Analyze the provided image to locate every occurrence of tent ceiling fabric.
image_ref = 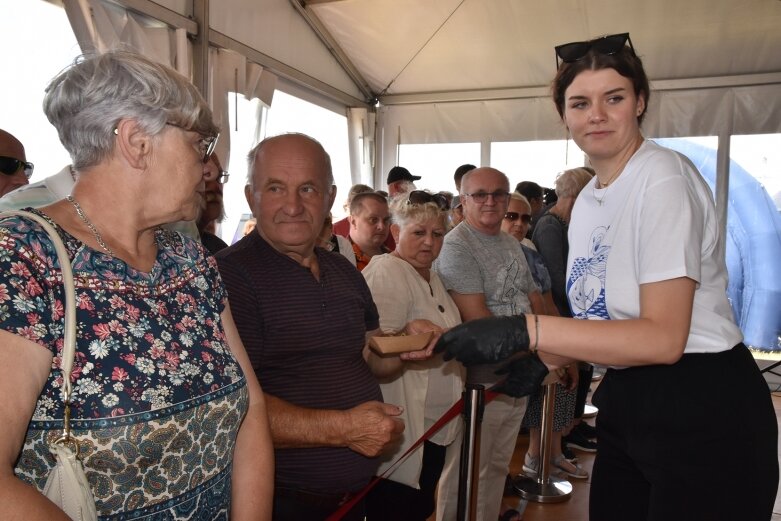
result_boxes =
[307,0,781,100]
[211,0,365,101]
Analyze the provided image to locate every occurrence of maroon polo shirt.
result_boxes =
[215,232,381,494]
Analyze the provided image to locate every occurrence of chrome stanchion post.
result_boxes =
[456,384,484,521]
[513,376,572,502]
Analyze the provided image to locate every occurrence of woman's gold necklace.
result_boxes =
[592,139,643,206]
[67,195,115,256]
[592,163,624,206]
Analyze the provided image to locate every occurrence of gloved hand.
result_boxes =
[493,354,549,398]
[434,315,529,366]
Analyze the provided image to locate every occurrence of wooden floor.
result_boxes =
[434,368,781,521]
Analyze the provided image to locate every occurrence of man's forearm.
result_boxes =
[265,393,348,448]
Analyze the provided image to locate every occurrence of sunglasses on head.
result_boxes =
[407,190,450,210]
[0,156,34,179]
[504,212,531,224]
[555,33,635,68]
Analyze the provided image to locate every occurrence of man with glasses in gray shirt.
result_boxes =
[434,167,544,521]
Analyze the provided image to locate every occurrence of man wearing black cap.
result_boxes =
[386,166,420,197]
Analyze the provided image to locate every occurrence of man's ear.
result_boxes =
[327,185,337,212]
[114,119,152,170]
[244,185,255,216]
[390,223,400,243]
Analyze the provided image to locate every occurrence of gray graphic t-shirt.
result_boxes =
[435,222,538,385]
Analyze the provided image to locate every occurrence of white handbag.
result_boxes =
[3,210,98,521]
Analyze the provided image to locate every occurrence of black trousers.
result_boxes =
[365,441,447,521]
[575,363,594,419]
[589,344,778,521]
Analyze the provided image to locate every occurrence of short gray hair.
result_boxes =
[389,189,449,230]
[555,167,595,198]
[246,133,334,190]
[43,50,218,170]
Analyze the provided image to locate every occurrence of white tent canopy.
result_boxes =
[84,0,781,189]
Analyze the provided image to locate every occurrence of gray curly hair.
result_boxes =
[555,167,595,198]
[43,50,218,170]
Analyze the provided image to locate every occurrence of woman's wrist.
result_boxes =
[526,313,539,353]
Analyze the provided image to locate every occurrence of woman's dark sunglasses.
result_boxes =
[0,156,34,179]
[407,190,450,211]
[504,211,531,224]
[555,33,634,68]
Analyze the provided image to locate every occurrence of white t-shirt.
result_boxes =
[567,140,742,354]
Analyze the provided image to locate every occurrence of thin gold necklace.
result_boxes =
[67,195,115,256]
[592,163,623,206]
[592,139,643,206]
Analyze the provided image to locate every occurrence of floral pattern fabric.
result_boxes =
[0,211,247,520]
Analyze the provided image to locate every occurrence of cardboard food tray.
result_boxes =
[369,332,434,355]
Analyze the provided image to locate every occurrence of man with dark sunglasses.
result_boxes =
[0,129,32,197]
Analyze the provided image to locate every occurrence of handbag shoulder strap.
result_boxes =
[0,210,76,404]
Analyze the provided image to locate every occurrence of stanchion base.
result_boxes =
[512,474,573,503]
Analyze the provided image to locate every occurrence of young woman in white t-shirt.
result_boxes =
[436,33,777,521]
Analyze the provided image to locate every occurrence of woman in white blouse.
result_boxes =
[362,189,465,521]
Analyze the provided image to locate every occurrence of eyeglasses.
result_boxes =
[0,156,34,179]
[504,212,531,224]
[555,33,635,68]
[216,170,230,184]
[165,122,219,163]
[463,191,511,204]
[407,190,450,210]
[112,124,219,163]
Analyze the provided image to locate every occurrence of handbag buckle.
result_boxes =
[51,402,81,457]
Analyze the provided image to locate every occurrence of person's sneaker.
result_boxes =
[552,455,589,480]
[582,403,599,418]
[564,430,598,452]
[504,473,515,495]
[561,441,578,463]
[574,422,597,441]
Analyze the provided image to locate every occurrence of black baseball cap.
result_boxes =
[387,166,421,184]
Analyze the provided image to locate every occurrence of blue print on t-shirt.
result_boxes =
[567,226,611,319]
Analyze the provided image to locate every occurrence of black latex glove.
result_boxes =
[493,353,549,398]
[434,315,529,366]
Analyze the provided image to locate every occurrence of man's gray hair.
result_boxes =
[245,133,334,190]
[43,50,218,170]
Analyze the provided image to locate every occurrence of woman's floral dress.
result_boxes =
[0,211,247,520]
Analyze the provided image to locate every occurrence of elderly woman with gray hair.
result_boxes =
[361,190,465,521]
[0,51,272,519]
[532,167,594,316]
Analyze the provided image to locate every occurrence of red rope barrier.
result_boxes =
[325,390,500,520]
